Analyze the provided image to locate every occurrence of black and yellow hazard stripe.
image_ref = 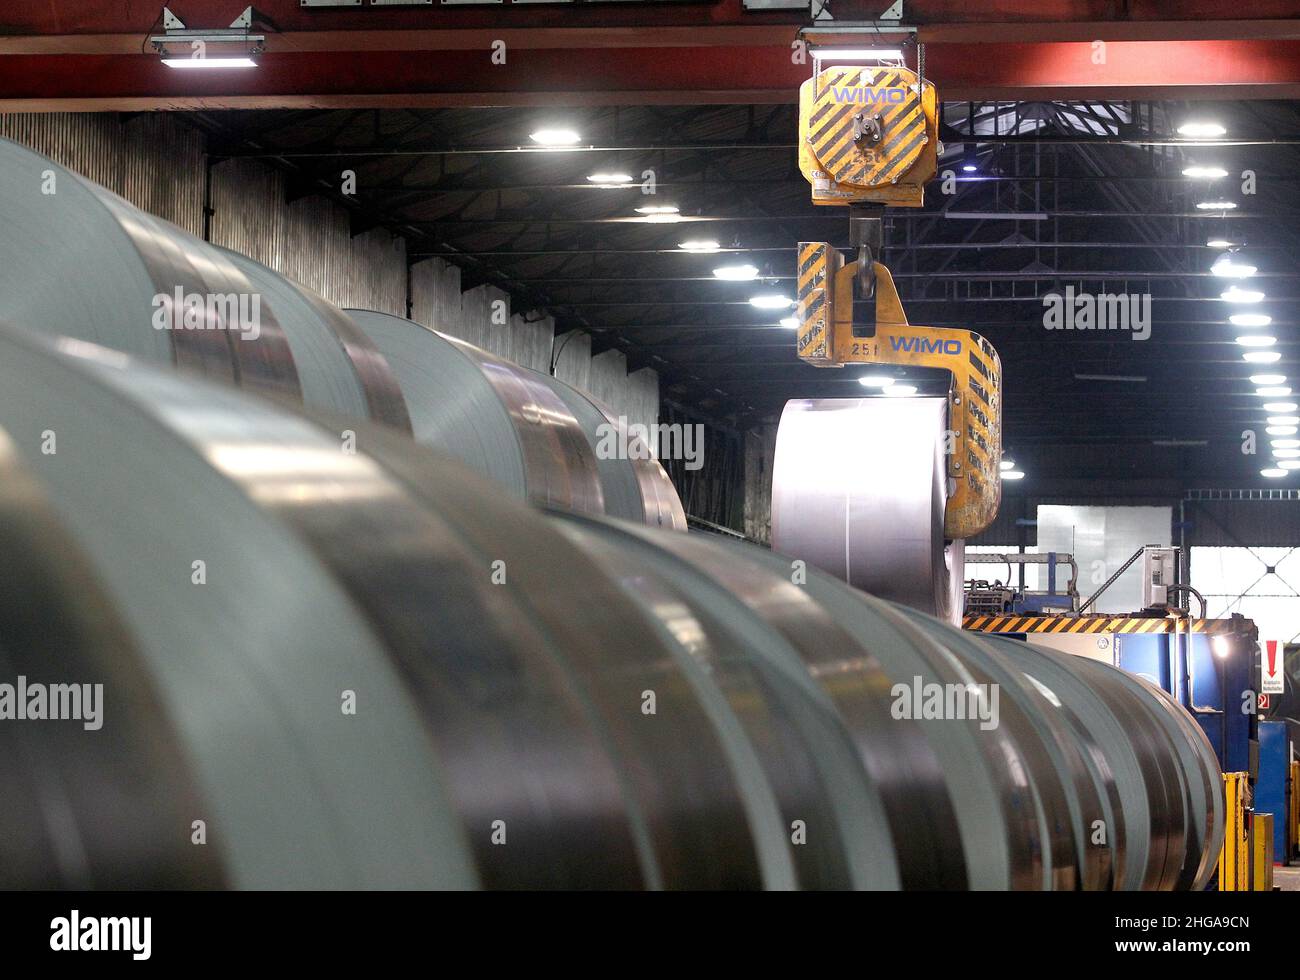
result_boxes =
[796,242,830,359]
[807,67,927,188]
[963,615,1237,635]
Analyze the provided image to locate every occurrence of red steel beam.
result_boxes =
[2,3,1300,109]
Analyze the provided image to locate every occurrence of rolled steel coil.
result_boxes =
[772,397,965,623]
[0,136,684,526]
[0,322,1222,891]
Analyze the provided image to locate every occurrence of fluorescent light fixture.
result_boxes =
[1229,313,1271,327]
[999,460,1016,471]
[586,172,632,186]
[162,56,258,69]
[1273,449,1300,459]
[678,239,719,253]
[749,294,793,310]
[1280,460,1300,469]
[1222,287,1264,303]
[1177,121,1226,138]
[962,164,978,173]
[1250,375,1286,385]
[1264,402,1299,413]
[1196,200,1237,210]
[635,204,679,215]
[530,128,582,146]
[640,213,681,223]
[884,384,918,397]
[1271,439,1300,449]
[1261,467,1288,478]
[1268,416,1300,425]
[780,316,799,329]
[1212,258,1256,278]
[858,375,894,388]
[1206,239,1235,249]
[1001,470,1025,480]
[812,48,905,61]
[1242,351,1280,363]
[1236,335,1276,347]
[1266,426,1298,436]
[1256,386,1292,396]
[1182,166,1228,178]
[713,264,758,281]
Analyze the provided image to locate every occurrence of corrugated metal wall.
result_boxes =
[0,112,205,237]
[209,158,408,316]
[0,112,660,436]
[409,256,660,433]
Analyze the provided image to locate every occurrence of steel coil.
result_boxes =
[772,397,964,623]
[0,322,1222,891]
[0,136,683,527]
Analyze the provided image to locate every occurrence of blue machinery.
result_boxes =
[965,544,1297,873]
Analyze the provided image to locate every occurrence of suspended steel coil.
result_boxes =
[772,397,964,623]
[0,322,1222,891]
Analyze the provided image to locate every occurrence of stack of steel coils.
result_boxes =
[0,323,1222,890]
[0,137,684,529]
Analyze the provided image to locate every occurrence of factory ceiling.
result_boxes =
[188,99,1300,484]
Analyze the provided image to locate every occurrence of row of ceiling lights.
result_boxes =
[529,129,800,317]
[1180,121,1298,480]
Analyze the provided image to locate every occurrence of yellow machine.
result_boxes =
[795,63,1002,540]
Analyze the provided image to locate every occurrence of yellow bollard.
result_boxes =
[1252,813,1274,891]
[1219,772,1251,891]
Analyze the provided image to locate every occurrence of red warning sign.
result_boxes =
[1261,639,1284,695]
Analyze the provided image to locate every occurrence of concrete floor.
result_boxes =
[1273,866,1300,891]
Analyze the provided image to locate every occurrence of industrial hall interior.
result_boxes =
[2,0,1300,905]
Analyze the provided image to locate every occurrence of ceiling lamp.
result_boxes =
[1212,258,1256,278]
[1196,201,1237,210]
[150,7,263,68]
[530,128,582,146]
[1261,468,1288,478]
[1257,386,1293,396]
[780,316,800,329]
[1001,470,1025,480]
[713,264,758,281]
[1229,313,1272,327]
[1182,166,1229,178]
[1264,402,1300,413]
[586,173,633,187]
[749,294,794,310]
[1268,415,1300,425]
[1250,375,1287,385]
[1236,335,1276,347]
[678,240,720,253]
[1222,287,1265,303]
[1206,239,1236,249]
[1244,351,1281,363]
[1177,121,1226,138]
[1267,426,1298,436]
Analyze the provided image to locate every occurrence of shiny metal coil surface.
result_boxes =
[0,323,1222,891]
